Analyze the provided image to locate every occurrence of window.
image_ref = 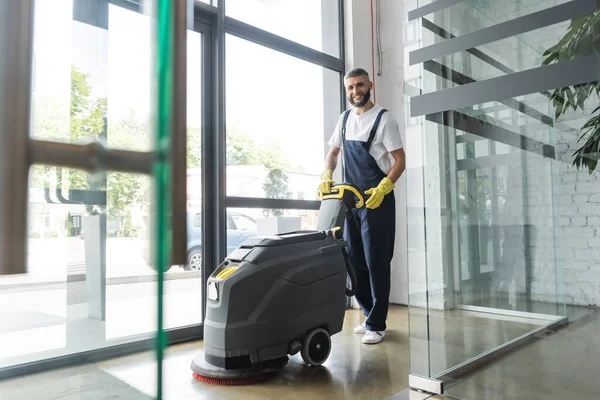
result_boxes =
[405,20,418,45]
[231,213,257,231]
[225,207,320,251]
[226,0,340,57]
[227,215,236,230]
[225,35,342,201]
[1,0,345,382]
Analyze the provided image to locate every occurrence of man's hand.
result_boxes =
[365,177,395,209]
[319,169,333,195]
[319,147,340,196]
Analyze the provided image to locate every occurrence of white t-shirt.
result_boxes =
[327,104,404,174]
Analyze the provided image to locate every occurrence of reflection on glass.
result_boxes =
[225,34,341,201]
[425,0,572,38]
[225,208,320,253]
[420,19,578,92]
[0,166,155,368]
[418,119,565,378]
[226,0,340,57]
[402,0,600,385]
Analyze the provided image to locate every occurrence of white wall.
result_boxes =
[344,0,409,306]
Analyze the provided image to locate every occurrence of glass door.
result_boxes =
[0,3,206,399]
[400,0,598,395]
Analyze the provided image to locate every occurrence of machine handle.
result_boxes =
[170,0,188,265]
[319,182,365,208]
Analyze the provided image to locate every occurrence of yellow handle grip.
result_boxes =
[319,184,365,208]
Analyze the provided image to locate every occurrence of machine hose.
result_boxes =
[341,247,357,297]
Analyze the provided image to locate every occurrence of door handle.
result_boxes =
[0,0,35,275]
[170,0,188,266]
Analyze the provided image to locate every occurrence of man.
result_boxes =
[319,68,405,345]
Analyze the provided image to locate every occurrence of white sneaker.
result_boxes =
[362,330,385,344]
[354,322,367,334]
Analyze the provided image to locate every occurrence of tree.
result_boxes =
[226,127,259,165]
[187,127,202,168]
[224,126,294,215]
[29,65,152,236]
[105,113,151,228]
[260,140,293,217]
[542,11,600,174]
[69,66,108,191]
[32,63,297,233]
[257,140,290,170]
[262,168,292,217]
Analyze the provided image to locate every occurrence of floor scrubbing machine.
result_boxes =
[191,183,365,385]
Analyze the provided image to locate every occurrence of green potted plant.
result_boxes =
[542,11,600,173]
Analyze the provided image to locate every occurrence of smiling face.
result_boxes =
[345,73,372,108]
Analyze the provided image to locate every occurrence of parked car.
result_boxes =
[142,207,258,272]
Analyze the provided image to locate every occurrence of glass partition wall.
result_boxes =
[403,0,598,395]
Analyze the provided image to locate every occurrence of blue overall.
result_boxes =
[341,108,395,332]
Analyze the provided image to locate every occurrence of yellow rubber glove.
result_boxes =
[319,169,333,195]
[365,177,395,209]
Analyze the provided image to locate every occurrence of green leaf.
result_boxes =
[542,51,558,65]
[589,157,598,175]
[566,88,576,111]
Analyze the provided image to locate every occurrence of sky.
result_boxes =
[31,0,339,175]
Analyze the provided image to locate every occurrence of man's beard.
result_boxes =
[349,89,370,107]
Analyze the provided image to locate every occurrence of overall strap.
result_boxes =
[340,109,352,183]
[341,109,352,139]
[363,109,388,151]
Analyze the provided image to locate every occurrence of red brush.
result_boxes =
[190,353,285,386]
[192,371,276,386]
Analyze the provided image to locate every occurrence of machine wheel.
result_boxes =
[301,328,331,367]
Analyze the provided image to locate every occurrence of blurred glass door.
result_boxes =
[0,4,206,397]
[401,0,597,395]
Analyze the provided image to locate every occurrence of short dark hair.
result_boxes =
[344,68,370,80]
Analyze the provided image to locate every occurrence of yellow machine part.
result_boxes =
[319,184,364,208]
[216,266,238,280]
[330,226,342,239]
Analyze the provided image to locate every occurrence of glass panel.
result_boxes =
[225,208,320,252]
[29,0,204,330]
[226,0,340,57]
[0,167,159,370]
[419,20,582,95]
[406,163,432,377]
[410,116,567,379]
[0,2,199,396]
[403,0,600,392]
[225,34,342,201]
[424,0,572,37]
